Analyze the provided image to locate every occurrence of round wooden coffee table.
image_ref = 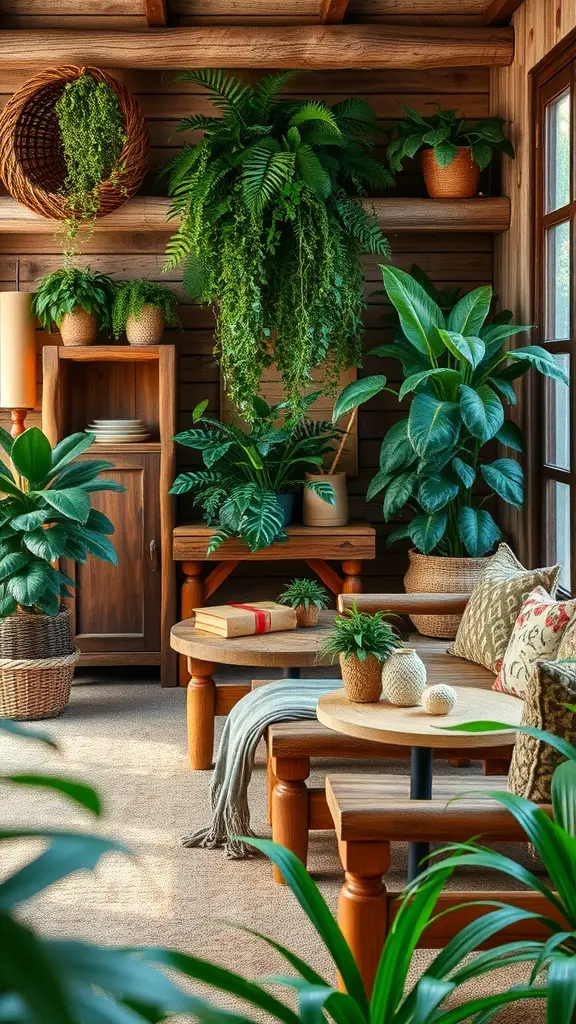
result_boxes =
[317,685,522,880]
[171,611,335,769]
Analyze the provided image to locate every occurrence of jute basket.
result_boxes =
[60,308,98,346]
[126,305,164,345]
[295,604,319,628]
[340,652,382,703]
[404,549,488,639]
[0,607,73,659]
[0,65,149,222]
[0,647,80,720]
[420,146,480,199]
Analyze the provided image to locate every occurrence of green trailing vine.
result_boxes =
[162,69,393,415]
[111,280,181,339]
[55,72,126,248]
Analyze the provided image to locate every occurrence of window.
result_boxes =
[536,63,575,593]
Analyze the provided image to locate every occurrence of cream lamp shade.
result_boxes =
[0,291,37,411]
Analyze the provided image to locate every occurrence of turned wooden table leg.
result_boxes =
[266,736,279,827]
[187,658,216,770]
[342,560,363,594]
[337,840,390,996]
[180,561,205,686]
[271,755,311,884]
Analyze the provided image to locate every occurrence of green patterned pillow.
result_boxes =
[508,659,576,803]
[448,543,561,674]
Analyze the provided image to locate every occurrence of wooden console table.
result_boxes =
[173,521,376,684]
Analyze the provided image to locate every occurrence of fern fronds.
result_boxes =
[174,69,252,116]
[241,146,295,213]
[334,195,391,257]
[250,71,297,117]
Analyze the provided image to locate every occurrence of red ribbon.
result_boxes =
[230,603,271,634]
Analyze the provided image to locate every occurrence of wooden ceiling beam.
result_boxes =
[320,0,350,24]
[144,0,168,27]
[482,0,524,26]
[0,26,513,69]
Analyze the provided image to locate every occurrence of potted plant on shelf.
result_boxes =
[387,106,514,198]
[112,279,180,345]
[319,601,402,702]
[0,426,124,719]
[335,265,568,638]
[278,577,329,627]
[32,266,115,346]
[170,396,341,554]
[162,69,393,415]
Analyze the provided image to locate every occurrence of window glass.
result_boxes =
[545,221,570,340]
[544,354,570,469]
[545,88,571,212]
[546,481,571,591]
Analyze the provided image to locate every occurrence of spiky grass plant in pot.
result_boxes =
[112,279,180,345]
[32,266,115,346]
[320,601,402,702]
[278,577,329,627]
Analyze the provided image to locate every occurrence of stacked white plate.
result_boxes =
[87,419,150,443]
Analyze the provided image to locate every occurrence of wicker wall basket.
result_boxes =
[0,66,149,222]
[0,647,80,720]
[404,549,488,639]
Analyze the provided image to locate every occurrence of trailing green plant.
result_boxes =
[170,394,341,553]
[0,426,124,616]
[161,68,393,414]
[319,601,402,663]
[32,267,115,334]
[278,577,329,611]
[387,106,514,173]
[55,71,126,246]
[111,279,181,339]
[334,266,568,557]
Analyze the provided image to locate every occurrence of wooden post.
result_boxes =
[186,658,216,770]
[10,409,27,438]
[342,560,363,593]
[337,840,390,996]
[271,755,311,884]
[180,561,204,685]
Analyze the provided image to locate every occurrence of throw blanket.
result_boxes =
[181,677,337,859]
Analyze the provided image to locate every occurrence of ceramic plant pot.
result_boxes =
[303,472,348,527]
[126,305,164,346]
[339,652,382,703]
[381,647,427,707]
[404,548,488,639]
[420,146,480,199]
[59,307,98,347]
[295,604,319,628]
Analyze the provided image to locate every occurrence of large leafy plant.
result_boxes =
[170,396,340,553]
[32,267,115,334]
[387,106,514,173]
[0,426,124,616]
[334,266,567,557]
[162,68,392,414]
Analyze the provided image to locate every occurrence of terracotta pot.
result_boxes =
[295,604,319,628]
[126,305,164,346]
[59,307,98,347]
[339,652,382,703]
[303,472,348,527]
[404,548,489,639]
[420,146,480,199]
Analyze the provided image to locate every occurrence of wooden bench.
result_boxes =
[325,772,555,995]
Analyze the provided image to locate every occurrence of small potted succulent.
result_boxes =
[319,602,402,703]
[278,578,329,628]
[387,106,514,198]
[112,279,180,345]
[32,267,114,346]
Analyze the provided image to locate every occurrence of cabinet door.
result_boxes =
[65,452,161,656]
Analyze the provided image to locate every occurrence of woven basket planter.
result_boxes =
[420,146,480,199]
[126,305,165,345]
[0,65,149,223]
[0,647,80,720]
[339,652,382,703]
[404,549,488,639]
[295,604,319,628]
[0,607,73,660]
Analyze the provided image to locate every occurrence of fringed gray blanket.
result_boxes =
[181,677,337,859]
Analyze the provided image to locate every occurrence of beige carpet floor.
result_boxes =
[0,670,546,1021]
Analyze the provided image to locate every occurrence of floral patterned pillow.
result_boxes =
[493,586,576,698]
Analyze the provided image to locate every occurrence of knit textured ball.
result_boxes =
[421,683,457,715]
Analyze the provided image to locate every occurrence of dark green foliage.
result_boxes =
[319,601,402,663]
[388,106,515,173]
[278,577,329,611]
[170,395,341,553]
[32,267,115,333]
[0,426,124,616]
[111,279,181,339]
[162,68,393,414]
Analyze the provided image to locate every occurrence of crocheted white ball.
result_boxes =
[421,683,457,716]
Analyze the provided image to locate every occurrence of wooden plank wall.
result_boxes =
[0,61,492,599]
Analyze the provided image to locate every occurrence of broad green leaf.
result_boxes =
[434,140,458,167]
[458,506,502,557]
[242,492,285,552]
[0,719,58,748]
[409,510,447,554]
[0,425,14,459]
[481,458,523,507]
[448,285,492,337]
[551,760,576,838]
[366,469,392,502]
[4,776,101,815]
[452,457,475,489]
[398,368,462,402]
[78,529,118,566]
[380,265,444,358]
[10,510,48,532]
[193,399,209,422]
[459,384,504,442]
[305,481,335,506]
[11,428,52,484]
[42,487,91,524]
[506,345,569,384]
[489,376,517,405]
[379,419,416,475]
[496,419,524,451]
[23,526,68,561]
[0,913,73,1024]
[50,460,114,490]
[439,330,485,370]
[408,392,460,457]
[382,470,417,520]
[480,322,532,347]
[333,376,386,421]
[547,955,576,1024]
[86,509,114,535]
[0,552,29,582]
[418,474,459,513]
[385,524,411,547]
[7,561,53,607]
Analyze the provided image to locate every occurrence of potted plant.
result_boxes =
[387,106,514,198]
[32,266,114,346]
[0,425,124,719]
[278,577,329,627]
[334,265,568,637]
[112,279,180,345]
[162,69,393,414]
[319,601,402,702]
[170,396,341,554]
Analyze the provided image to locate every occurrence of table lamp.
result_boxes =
[0,290,37,438]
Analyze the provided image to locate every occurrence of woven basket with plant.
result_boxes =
[112,279,180,345]
[278,578,329,627]
[319,602,402,703]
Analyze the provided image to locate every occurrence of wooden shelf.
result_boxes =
[0,196,511,235]
[57,344,162,361]
[88,442,162,452]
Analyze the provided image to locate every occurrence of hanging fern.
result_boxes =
[161,68,393,414]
